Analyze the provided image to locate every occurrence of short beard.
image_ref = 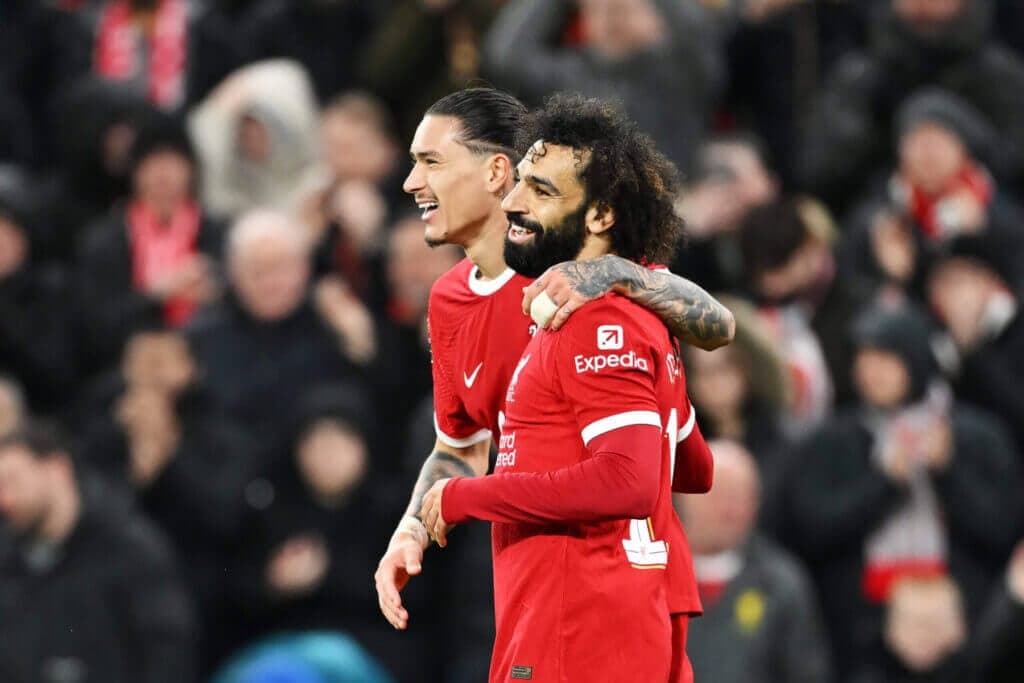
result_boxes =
[503,204,589,278]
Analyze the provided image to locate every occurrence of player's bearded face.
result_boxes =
[503,201,589,278]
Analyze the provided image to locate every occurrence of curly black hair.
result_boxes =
[516,93,685,265]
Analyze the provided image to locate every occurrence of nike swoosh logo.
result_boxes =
[464,362,484,388]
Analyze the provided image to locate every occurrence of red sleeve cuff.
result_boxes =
[442,476,477,525]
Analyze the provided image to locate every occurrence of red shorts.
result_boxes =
[670,614,694,683]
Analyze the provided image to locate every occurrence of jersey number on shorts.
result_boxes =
[621,409,676,569]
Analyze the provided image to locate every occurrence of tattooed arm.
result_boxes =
[375,438,489,630]
[522,254,735,350]
[404,441,490,521]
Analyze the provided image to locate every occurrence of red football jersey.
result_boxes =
[427,258,536,448]
[452,295,702,682]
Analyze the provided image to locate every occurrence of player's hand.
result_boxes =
[374,517,428,630]
[420,479,453,547]
[522,261,599,331]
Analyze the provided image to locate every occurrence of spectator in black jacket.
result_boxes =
[76,109,222,373]
[841,89,1024,301]
[0,421,196,683]
[79,327,253,671]
[0,188,77,413]
[972,540,1024,683]
[927,236,1024,452]
[800,0,1024,210]
[784,302,1021,678]
[231,386,439,682]
[240,0,379,103]
[483,0,724,175]
[187,208,373,453]
[0,0,89,168]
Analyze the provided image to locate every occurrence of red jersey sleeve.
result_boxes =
[427,298,491,448]
[442,300,668,525]
[672,400,714,493]
[551,301,663,444]
[443,424,662,524]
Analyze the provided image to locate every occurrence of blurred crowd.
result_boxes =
[0,0,1023,681]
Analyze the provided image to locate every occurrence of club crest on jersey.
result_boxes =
[574,350,649,374]
[506,354,532,404]
[597,324,623,350]
[666,352,681,383]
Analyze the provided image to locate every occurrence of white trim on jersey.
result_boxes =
[581,410,662,446]
[676,403,697,442]
[467,266,517,296]
[433,413,492,448]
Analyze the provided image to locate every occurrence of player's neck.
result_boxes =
[575,234,613,262]
[464,209,510,280]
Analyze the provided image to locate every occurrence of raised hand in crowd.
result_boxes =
[315,275,377,364]
[266,534,330,597]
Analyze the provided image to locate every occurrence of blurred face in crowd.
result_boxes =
[133,149,193,213]
[688,346,750,420]
[900,123,968,194]
[885,576,966,672]
[927,257,1000,345]
[297,419,367,501]
[387,216,461,323]
[404,115,508,248]
[122,331,196,395]
[705,142,778,212]
[757,237,831,303]
[502,142,603,278]
[854,347,911,409]
[322,109,397,185]
[680,140,779,239]
[580,0,665,60]
[229,214,311,322]
[103,121,137,177]
[894,0,968,35]
[238,114,272,164]
[0,446,58,533]
[0,382,23,439]
[0,217,28,280]
[676,441,760,555]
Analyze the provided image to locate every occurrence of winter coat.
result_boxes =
[0,481,196,683]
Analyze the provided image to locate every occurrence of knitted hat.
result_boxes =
[896,88,996,162]
[851,302,937,403]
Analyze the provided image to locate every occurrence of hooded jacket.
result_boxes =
[188,59,325,220]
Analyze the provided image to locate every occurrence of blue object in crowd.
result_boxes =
[213,631,394,683]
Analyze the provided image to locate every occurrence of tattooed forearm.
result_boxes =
[622,265,735,350]
[405,450,479,520]
[561,255,736,350]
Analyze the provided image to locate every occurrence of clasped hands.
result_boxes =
[419,478,454,547]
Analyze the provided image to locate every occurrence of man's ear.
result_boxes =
[586,202,615,235]
[485,153,514,195]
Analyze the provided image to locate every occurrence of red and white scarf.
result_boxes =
[128,200,201,326]
[891,161,993,240]
[94,0,188,109]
